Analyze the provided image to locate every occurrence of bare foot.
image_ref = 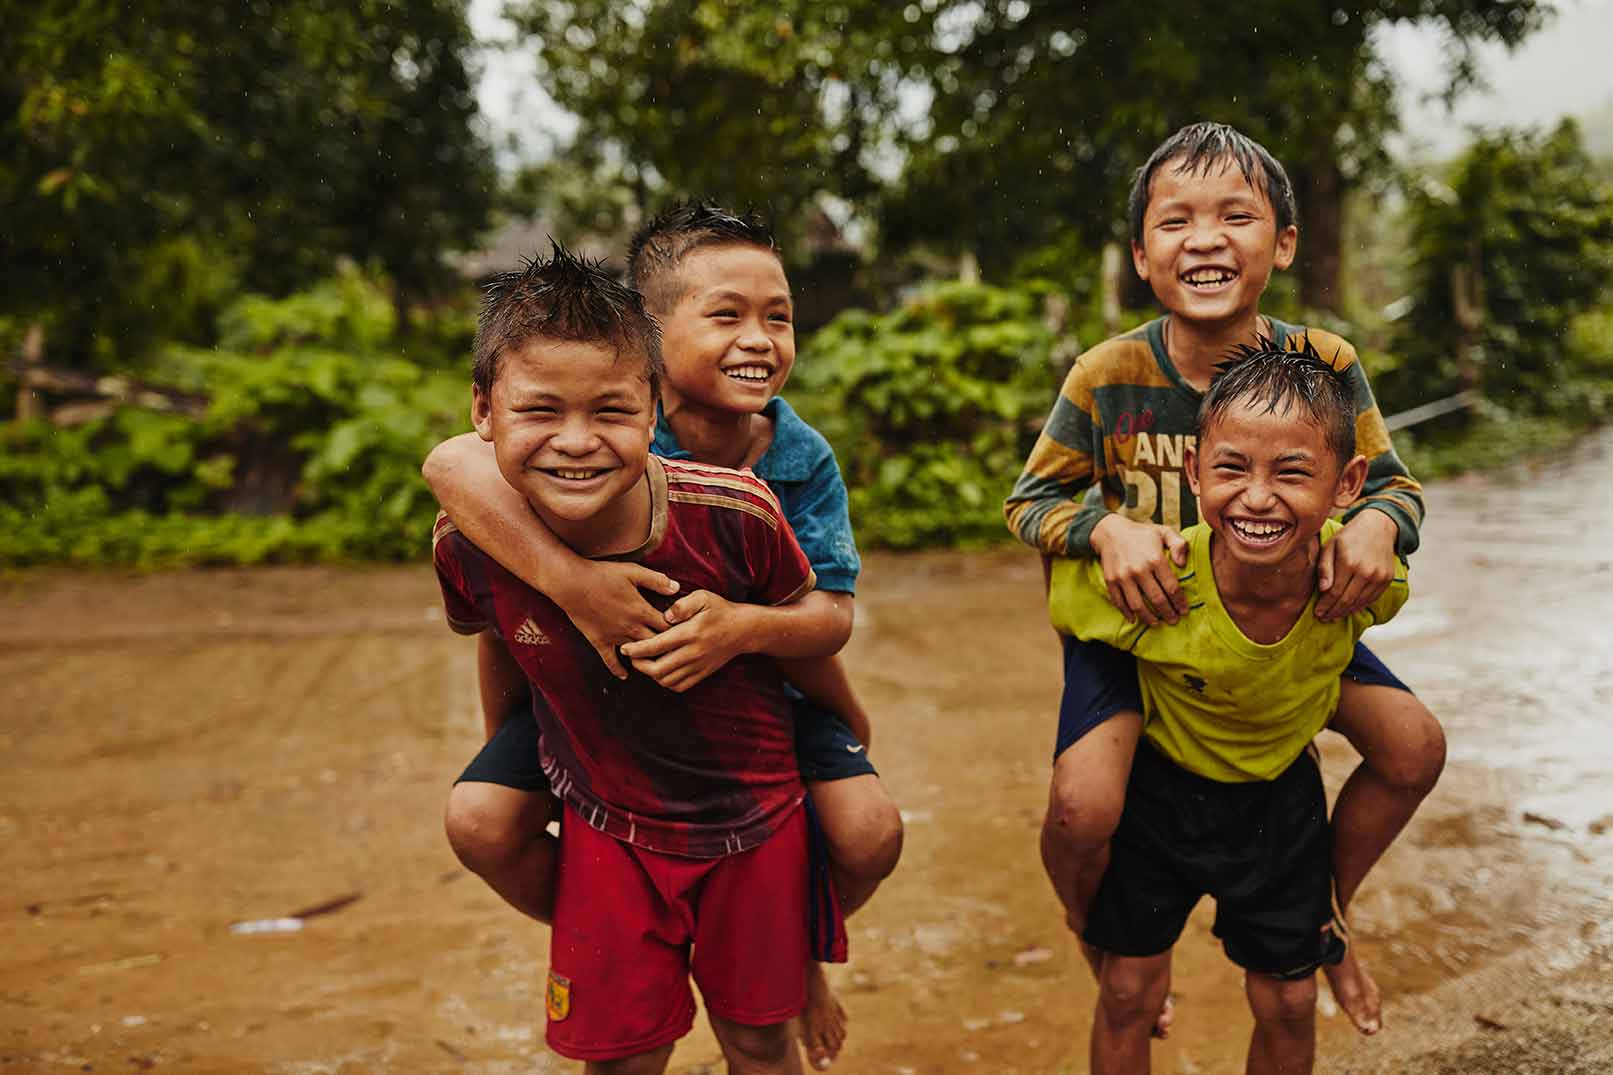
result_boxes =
[798,962,846,1069]
[1152,994,1174,1039]
[1324,944,1382,1035]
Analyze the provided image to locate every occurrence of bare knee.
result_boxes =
[815,777,904,884]
[1098,961,1169,1027]
[713,1019,794,1072]
[836,799,904,883]
[1248,974,1317,1028]
[1044,775,1124,854]
[444,783,533,875]
[588,1046,673,1075]
[1375,702,1447,794]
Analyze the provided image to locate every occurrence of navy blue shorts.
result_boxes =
[1085,740,1346,979]
[1054,637,1413,760]
[455,691,877,790]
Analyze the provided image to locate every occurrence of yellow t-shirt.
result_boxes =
[1048,519,1409,783]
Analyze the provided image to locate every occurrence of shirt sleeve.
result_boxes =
[744,488,818,608]
[432,513,493,635]
[782,448,861,594]
[1046,556,1149,651]
[1004,359,1107,558]
[1336,345,1426,556]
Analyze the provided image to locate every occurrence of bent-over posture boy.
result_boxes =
[434,244,828,1074]
[427,205,900,1068]
[1049,344,1414,1074]
[1006,122,1444,1035]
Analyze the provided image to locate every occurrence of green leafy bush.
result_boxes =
[0,273,470,567]
[793,281,1063,548]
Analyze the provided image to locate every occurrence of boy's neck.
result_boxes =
[529,473,654,559]
[1207,531,1319,643]
[1164,311,1271,391]
[662,394,774,471]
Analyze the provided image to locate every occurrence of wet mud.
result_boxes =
[3,431,1611,1073]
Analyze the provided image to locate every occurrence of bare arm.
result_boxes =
[477,630,531,742]
[619,588,854,694]
[778,653,874,749]
[424,433,678,677]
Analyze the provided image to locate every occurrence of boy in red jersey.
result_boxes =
[426,206,898,1068]
[434,243,822,1073]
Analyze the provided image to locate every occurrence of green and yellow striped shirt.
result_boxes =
[1004,317,1425,558]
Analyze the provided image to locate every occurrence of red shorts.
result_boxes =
[545,802,817,1062]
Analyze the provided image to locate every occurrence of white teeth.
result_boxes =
[1183,269,1236,286]
[1231,519,1287,539]
[553,469,601,480]
[724,365,772,382]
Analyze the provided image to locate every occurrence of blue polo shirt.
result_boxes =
[653,396,861,594]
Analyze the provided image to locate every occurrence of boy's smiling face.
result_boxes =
[657,244,796,418]
[1132,157,1298,331]
[1186,399,1365,571]
[473,336,656,554]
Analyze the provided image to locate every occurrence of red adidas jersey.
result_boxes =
[434,456,816,858]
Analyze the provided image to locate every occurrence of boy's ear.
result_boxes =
[1130,240,1151,281]
[1332,453,1368,509]
[1273,225,1298,271]
[471,385,495,442]
[1184,442,1201,497]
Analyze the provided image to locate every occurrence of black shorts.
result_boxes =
[454,691,878,791]
[1084,740,1345,980]
[1055,637,1412,760]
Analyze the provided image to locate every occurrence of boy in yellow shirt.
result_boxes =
[1048,342,1410,1075]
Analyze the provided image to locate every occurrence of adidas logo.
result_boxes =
[513,618,550,646]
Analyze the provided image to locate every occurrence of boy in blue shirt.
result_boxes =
[424,205,899,1070]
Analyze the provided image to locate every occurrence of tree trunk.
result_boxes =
[1295,160,1344,313]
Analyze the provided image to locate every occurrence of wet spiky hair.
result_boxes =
[473,241,663,398]
[626,201,780,315]
[1196,336,1357,465]
[1127,122,1297,245]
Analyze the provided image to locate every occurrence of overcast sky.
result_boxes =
[471,0,1613,167]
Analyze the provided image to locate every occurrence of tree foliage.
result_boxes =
[514,0,1550,308]
[792,281,1062,548]
[1,0,496,367]
[1389,120,1613,419]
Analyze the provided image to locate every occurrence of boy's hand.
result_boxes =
[1090,514,1191,626]
[551,561,680,679]
[619,591,751,693]
[1316,510,1399,622]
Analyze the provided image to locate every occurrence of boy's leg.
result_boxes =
[796,702,903,1068]
[708,1017,803,1075]
[585,1047,675,1075]
[1042,635,1145,940]
[1090,951,1172,1075]
[443,706,562,922]
[693,807,814,1075]
[1323,647,1446,1034]
[1244,973,1317,1075]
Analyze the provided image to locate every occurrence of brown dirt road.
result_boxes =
[4,432,1612,1073]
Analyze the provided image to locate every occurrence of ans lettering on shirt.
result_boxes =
[1109,410,1200,531]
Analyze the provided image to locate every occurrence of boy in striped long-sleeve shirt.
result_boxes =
[1005,122,1444,1038]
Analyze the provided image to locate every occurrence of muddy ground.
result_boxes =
[4,431,1612,1074]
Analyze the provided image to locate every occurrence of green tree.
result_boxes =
[1,0,495,367]
[1391,120,1613,417]
[515,1,1550,310]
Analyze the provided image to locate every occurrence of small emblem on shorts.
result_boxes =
[514,618,550,646]
[546,971,571,1021]
[845,743,865,754]
[1182,673,1207,696]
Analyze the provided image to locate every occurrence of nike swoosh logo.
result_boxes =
[845,744,865,754]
